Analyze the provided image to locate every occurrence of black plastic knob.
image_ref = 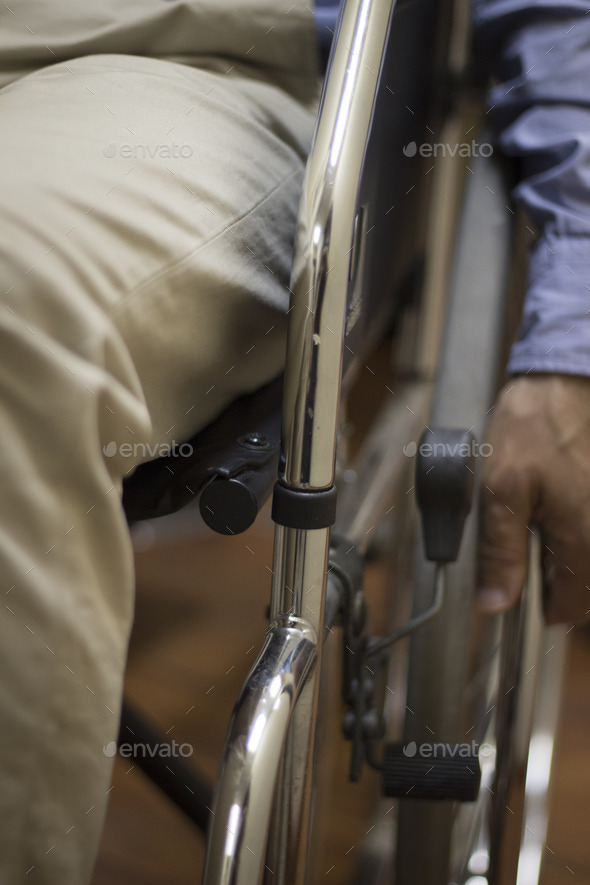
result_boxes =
[200,472,270,535]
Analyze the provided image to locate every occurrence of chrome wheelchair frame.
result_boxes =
[203,0,420,880]
[121,0,567,881]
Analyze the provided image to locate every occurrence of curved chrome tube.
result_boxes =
[265,4,397,876]
[202,620,316,885]
[204,1,398,883]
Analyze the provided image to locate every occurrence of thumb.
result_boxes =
[477,471,531,614]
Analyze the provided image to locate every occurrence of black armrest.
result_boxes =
[122,377,282,534]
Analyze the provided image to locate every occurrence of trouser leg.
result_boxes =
[0,12,316,881]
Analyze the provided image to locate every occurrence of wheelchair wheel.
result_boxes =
[393,146,567,885]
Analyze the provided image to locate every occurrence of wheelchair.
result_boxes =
[117,0,567,881]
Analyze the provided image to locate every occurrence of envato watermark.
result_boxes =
[403,140,493,159]
[103,740,193,758]
[102,440,194,459]
[402,740,493,759]
[103,142,194,160]
[402,440,493,458]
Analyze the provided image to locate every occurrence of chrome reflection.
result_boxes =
[281,0,397,490]
[202,621,316,885]
[205,0,399,881]
[265,0,398,880]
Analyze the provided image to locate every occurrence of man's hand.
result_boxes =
[477,374,590,624]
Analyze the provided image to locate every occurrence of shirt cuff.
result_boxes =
[507,233,590,376]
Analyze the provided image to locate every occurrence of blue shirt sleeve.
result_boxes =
[314,0,340,51]
[472,0,590,376]
[316,0,590,375]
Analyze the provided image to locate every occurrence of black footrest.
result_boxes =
[383,741,481,801]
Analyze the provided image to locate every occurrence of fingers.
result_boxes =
[539,519,590,625]
[477,466,531,614]
[476,375,590,624]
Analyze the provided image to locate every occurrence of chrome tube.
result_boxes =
[202,621,317,885]
[265,1,397,881]
[281,0,398,490]
[204,1,397,882]
[263,524,330,885]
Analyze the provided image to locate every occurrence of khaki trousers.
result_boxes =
[0,2,318,881]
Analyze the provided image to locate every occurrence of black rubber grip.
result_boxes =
[415,427,475,562]
[383,741,481,801]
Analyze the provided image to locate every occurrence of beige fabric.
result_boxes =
[0,2,318,881]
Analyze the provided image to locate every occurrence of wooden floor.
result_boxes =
[89,507,590,885]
